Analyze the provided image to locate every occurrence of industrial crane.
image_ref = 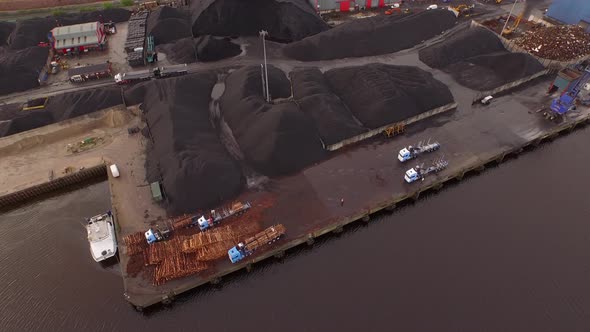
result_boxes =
[501,11,524,35]
[546,66,590,120]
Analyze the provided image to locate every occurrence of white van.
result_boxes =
[110,164,120,178]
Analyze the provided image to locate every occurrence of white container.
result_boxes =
[110,164,120,178]
[133,47,144,52]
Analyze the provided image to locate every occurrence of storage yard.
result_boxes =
[2,0,590,311]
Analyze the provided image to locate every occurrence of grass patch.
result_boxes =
[103,2,114,10]
[121,0,134,7]
[51,8,65,16]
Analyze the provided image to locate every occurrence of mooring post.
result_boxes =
[306,234,315,246]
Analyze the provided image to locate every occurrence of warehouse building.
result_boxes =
[546,0,590,32]
[51,22,107,55]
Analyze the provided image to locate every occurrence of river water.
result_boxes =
[1,125,590,331]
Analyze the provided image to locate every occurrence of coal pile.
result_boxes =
[156,35,241,64]
[290,68,367,145]
[324,64,454,129]
[220,65,325,176]
[445,52,545,91]
[515,25,590,61]
[0,86,123,137]
[0,46,49,96]
[0,22,15,46]
[196,36,241,61]
[190,0,329,42]
[284,9,456,61]
[142,73,244,215]
[7,9,130,50]
[146,6,192,45]
[419,27,504,68]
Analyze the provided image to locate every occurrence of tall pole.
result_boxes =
[260,30,270,103]
[501,0,519,37]
[260,64,266,100]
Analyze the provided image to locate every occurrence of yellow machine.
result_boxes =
[383,124,405,138]
[502,12,524,36]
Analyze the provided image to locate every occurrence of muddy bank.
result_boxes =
[190,0,329,42]
[220,65,325,176]
[284,9,456,61]
[325,64,454,129]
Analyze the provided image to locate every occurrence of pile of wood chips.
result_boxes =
[515,25,590,61]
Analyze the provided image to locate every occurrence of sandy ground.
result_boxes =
[0,105,138,195]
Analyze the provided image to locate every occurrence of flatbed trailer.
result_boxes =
[228,224,286,263]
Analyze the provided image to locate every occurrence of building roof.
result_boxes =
[52,22,103,49]
[547,0,590,25]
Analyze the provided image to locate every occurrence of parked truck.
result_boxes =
[228,224,286,263]
[404,157,448,183]
[114,64,188,85]
[145,226,172,244]
[196,201,252,231]
[397,140,440,162]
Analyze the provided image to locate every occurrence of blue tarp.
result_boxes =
[547,0,590,27]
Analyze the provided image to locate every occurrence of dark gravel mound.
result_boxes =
[284,9,456,61]
[156,35,241,64]
[195,35,241,61]
[45,86,123,120]
[0,22,15,46]
[419,27,505,68]
[123,81,150,106]
[221,65,325,176]
[0,86,123,137]
[157,37,196,63]
[325,64,454,129]
[143,73,244,215]
[7,9,130,50]
[0,46,49,96]
[445,52,544,91]
[290,68,367,145]
[190,0,329,42]
[146,6,192,45]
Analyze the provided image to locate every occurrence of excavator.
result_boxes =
[501,11,524,36]
[448,4,475,18]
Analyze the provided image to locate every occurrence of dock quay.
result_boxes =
[111,75,590,310]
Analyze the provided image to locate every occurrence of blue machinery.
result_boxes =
[549,66,590,118]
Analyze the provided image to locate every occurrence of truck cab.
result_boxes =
[398,147,413,162]
[114,73,125,84]
[404,168,420,183]
[197,215,213,231]
[145,228,170,244]
[228,243,246,263]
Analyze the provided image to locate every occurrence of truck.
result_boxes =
[228,224,286,263]
[69,63,112,83]
[404,157,448,183]
[397,140,440,162]
[145,226,172,244]
[114,64,188,84]
[195,201,252,231]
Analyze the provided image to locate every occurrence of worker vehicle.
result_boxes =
[145,226,172,244]
[114,64,188,84]
[109,164,120,178]
[481,95,493,105]
[545,66,590,120]
[228,224,286,263]
[448,4,475,18]
[427,4,438,10]
[104,22,116,35]
[398,140,440,162]
[404,158,448,183]
[196,201,252,231]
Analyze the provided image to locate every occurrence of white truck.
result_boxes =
[398,140,441,162]
[404,158,448,183]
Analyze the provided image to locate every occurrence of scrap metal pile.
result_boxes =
[515,25,590,61]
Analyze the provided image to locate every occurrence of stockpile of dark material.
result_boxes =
[7,9,130,50]
[284,9,456,61]
[290,68,367,145]
[445,52,545,91]
[0,46,49,96]
[143,73,244,215]
[220,65,325,176]
[515,25,590,61]
[156,35,241,63]
[0,22,15,46]
[419,27,544,91]
[324,64,454,129]
[190,0,329,42]
[146,6,192,45]
[0,86,123,137]
[419,27,504,68]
